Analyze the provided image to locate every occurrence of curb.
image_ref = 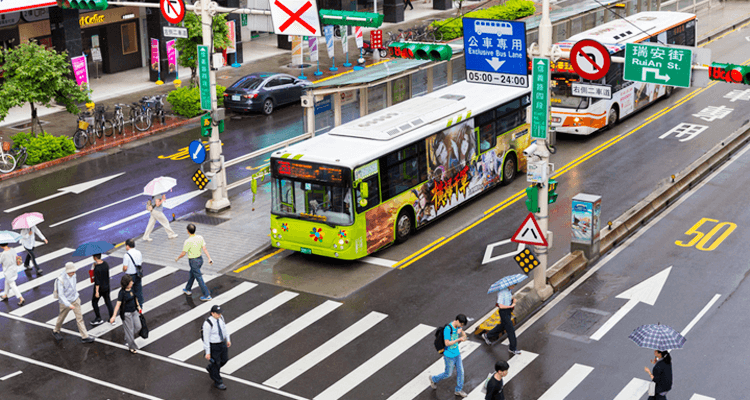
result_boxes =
[0,116,199,183]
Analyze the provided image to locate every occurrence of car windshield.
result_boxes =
[272,178,354,226]
[551,73,588,109]
[230,77,263,90]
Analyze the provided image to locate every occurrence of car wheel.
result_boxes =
[379,49,388,58]
[501,153,517,185]
[395,209,414,244]
[262,99,274,115]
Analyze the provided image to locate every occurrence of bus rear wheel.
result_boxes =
[395,210,414,244]
[607,106,618,130]
[664,86,674,98]
[502,153,517,185]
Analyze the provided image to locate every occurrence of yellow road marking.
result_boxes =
[234,248,284,273]
[394,236,445,269]
[115,241,125,248]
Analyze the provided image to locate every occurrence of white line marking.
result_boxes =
[98,210,150,231]
[386,340,480,400]
[466,350,539,399]
[0,247,74,284]
[4,173,125,213]
[12,263,122,317]
[689,395,715,400]
[170,290,299,362]
[135,282,257,348]
[0,370,22,380]
[49,194,142,228]
[12,253,102,295]
[264,311,388,389]
[613,378,650,400]
[537,363,593,400]
[361,256,397,267]
[223,300,342,374]
[4,192,67,213]
[0,349,163,400]
[11,241,43,255]
[681,293,721,336]
[314,323,434,400]
[504,141,750,345]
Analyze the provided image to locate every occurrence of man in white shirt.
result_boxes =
[53,262,95,343]
[20,226,47,276]
[203,305,231,390]
[122,239,144,307]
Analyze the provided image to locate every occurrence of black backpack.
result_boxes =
[200,317,213,341]
[434,323,454,353]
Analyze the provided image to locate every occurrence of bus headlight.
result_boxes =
[272,228,278,234]
[573,117,580,123]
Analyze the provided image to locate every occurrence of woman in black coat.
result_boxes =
[644,349,673,400]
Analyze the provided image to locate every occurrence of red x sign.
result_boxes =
[270,0,322,37]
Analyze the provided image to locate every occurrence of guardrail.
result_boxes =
[659,0,713,13]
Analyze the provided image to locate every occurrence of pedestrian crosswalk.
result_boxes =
[0,244,718,400]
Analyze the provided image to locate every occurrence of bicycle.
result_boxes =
[143,95,168,125]
[130,99,152,132]
[0,137,17,173]
[9,144,27,171]
[73,111,97,150]
[112,103,126,136]
[94,105,114,138]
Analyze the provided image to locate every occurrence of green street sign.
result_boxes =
[531,58,550,140]
[624,43,692,88]
[241,14,248,27]
[198,45,211,111]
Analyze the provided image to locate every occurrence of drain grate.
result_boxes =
[9,120,50,130]
[556,309,604,336]
[183,214,229,226]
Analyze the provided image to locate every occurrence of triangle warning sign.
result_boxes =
[511,213,548,246]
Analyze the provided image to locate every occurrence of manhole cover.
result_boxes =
[183,214,229,226]
[556,308,608,336]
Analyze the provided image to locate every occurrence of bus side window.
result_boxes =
[475,110,495,152]
[279,179,294,212]
[356,174,380,213]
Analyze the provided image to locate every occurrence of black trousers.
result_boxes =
[24,247,39,270]
[486,308,517,351]
[208,342,229,384]
[92,287,113,320]
[404,0,413,9]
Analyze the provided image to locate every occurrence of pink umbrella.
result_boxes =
[12,212,44,229]
[143,176,177,196]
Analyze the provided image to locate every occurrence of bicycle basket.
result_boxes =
[1,141,10,152]
[78,120,90,130]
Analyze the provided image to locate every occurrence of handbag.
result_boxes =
[127,253,143,278]
[481,372,494,394]
[138,312,149,339]
[146,199,153,212]
[89,266,95,283]
[648,381,656,396]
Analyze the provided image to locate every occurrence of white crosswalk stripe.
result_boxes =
[12,263,122,317]
[313,323,434,400]
[690,395,715,400]
[12,254,107,295]
[169,290,299,362]
[134,282,257,348]
[264,311,389,389]
[222,300,342,374]
[0,247,74,285]
[87,274,219,337]
[613,378,650,400]
[47,267,178,325]
[465,350,539,399]
[10,241,44,255]
[537,363,594,400]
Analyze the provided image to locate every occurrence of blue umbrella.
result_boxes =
[73,241,114,257]
[0,230,21,244]
[628,323,686,351]
[488,274,528,294]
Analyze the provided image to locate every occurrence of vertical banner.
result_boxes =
[150,38,160,72]
[226,20,237,54]
[292,36,303,66]
[339,26,348,54]
[355,26,363,49]
[309,37,319,62]
[166,40,177,74]
[70,55,89,87]
[324,25,335,58]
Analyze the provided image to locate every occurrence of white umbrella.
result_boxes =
[0,231,22,244]
[143,176,177,196]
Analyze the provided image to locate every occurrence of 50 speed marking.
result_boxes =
[467,71,528,87]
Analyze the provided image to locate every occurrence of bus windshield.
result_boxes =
[551,73,588,109]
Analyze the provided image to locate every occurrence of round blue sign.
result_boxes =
[188,140,207,164]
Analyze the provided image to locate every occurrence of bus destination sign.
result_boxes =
[275,160,344,183]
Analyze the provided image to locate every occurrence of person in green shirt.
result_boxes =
[176,224,213,301]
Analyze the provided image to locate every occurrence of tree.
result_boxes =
[0,41,91,134]
[174,12,230,87]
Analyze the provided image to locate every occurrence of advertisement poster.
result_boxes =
[71,55,89,87]
[354,26,363,49]
[324,25,335,58]
[291,36,303,66]
[308,37,318,62]
[226,20,236,54]
[571,200,593,243]
[150,38,160,71]
[166,39,177,74]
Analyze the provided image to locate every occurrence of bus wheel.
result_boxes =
[665,86,674,98]
[501,153,517,185]
[607,106,618,130]
[395,210,414,244]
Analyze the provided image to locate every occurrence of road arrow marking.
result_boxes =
[49,194,142,228]
[590,266,672,341]
[4,172,125,213]
[486,57,505,71]
[97,189,206,230]
[482,238,525,264]
[642,67,670,82]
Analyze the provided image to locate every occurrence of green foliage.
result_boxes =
[431,0,536,41]
[11,132,76,165]
[166,85,226,118]
[0,41,91,125]
[174,13,231,87]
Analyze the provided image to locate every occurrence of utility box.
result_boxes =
[570,193,601,262]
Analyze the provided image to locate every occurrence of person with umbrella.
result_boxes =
[0,234,25,306]
[482,274,526,355]
[143,177,178,242]
[629,323,682,400]
[73,241,115,327]
[13,212,47,276]
[645,350,672,399]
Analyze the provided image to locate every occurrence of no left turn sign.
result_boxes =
[161,0,186,25]
[570,39,611,81]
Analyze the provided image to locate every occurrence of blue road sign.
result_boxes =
[188,140,207,164]
[463,18,528,87]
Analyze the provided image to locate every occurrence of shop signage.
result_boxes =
[167,40,177,74]
[151,38,160,72]
[78,8,140,28]
[163,26,188,38]
[0,12,21,27]
[226,20,236,54]
[122,13,136,20]
[1,1,55,15]
[80,13,106,27]
[71,55,89,87]
[21,8,50,22]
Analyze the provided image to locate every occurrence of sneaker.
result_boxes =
[428,375,437,390]
[482,333,493,346]
[35,268,43,275]
[52,331,63,341]
[182,289,192,296]
[81,337,96,343]
[509,349,522,355]
[200,296,212,301]
[168,235,179,239]
[143,238,153,242]
[91,318,104,326]
[454,390,468,398]
[214,383,227,390]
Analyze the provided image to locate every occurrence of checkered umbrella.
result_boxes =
[488,274,528,294]
[628,323,686,351]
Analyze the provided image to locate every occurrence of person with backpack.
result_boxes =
[110,274,142,354]
[202,305,231,390]
[429,314,469,398]
[122,239,144,308]
[485,361,510,400]
[52,262,95,343]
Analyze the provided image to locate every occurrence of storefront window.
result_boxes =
[122,22,137,54]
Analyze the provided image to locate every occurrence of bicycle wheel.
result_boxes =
[134,111,151,132]
[422,32,436,42]
[432,30,443,42]
[115,116,124,135]
[73,130,87,149]
[103,120,114,137]
[94,120,104,138]
[0,153,17,173]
